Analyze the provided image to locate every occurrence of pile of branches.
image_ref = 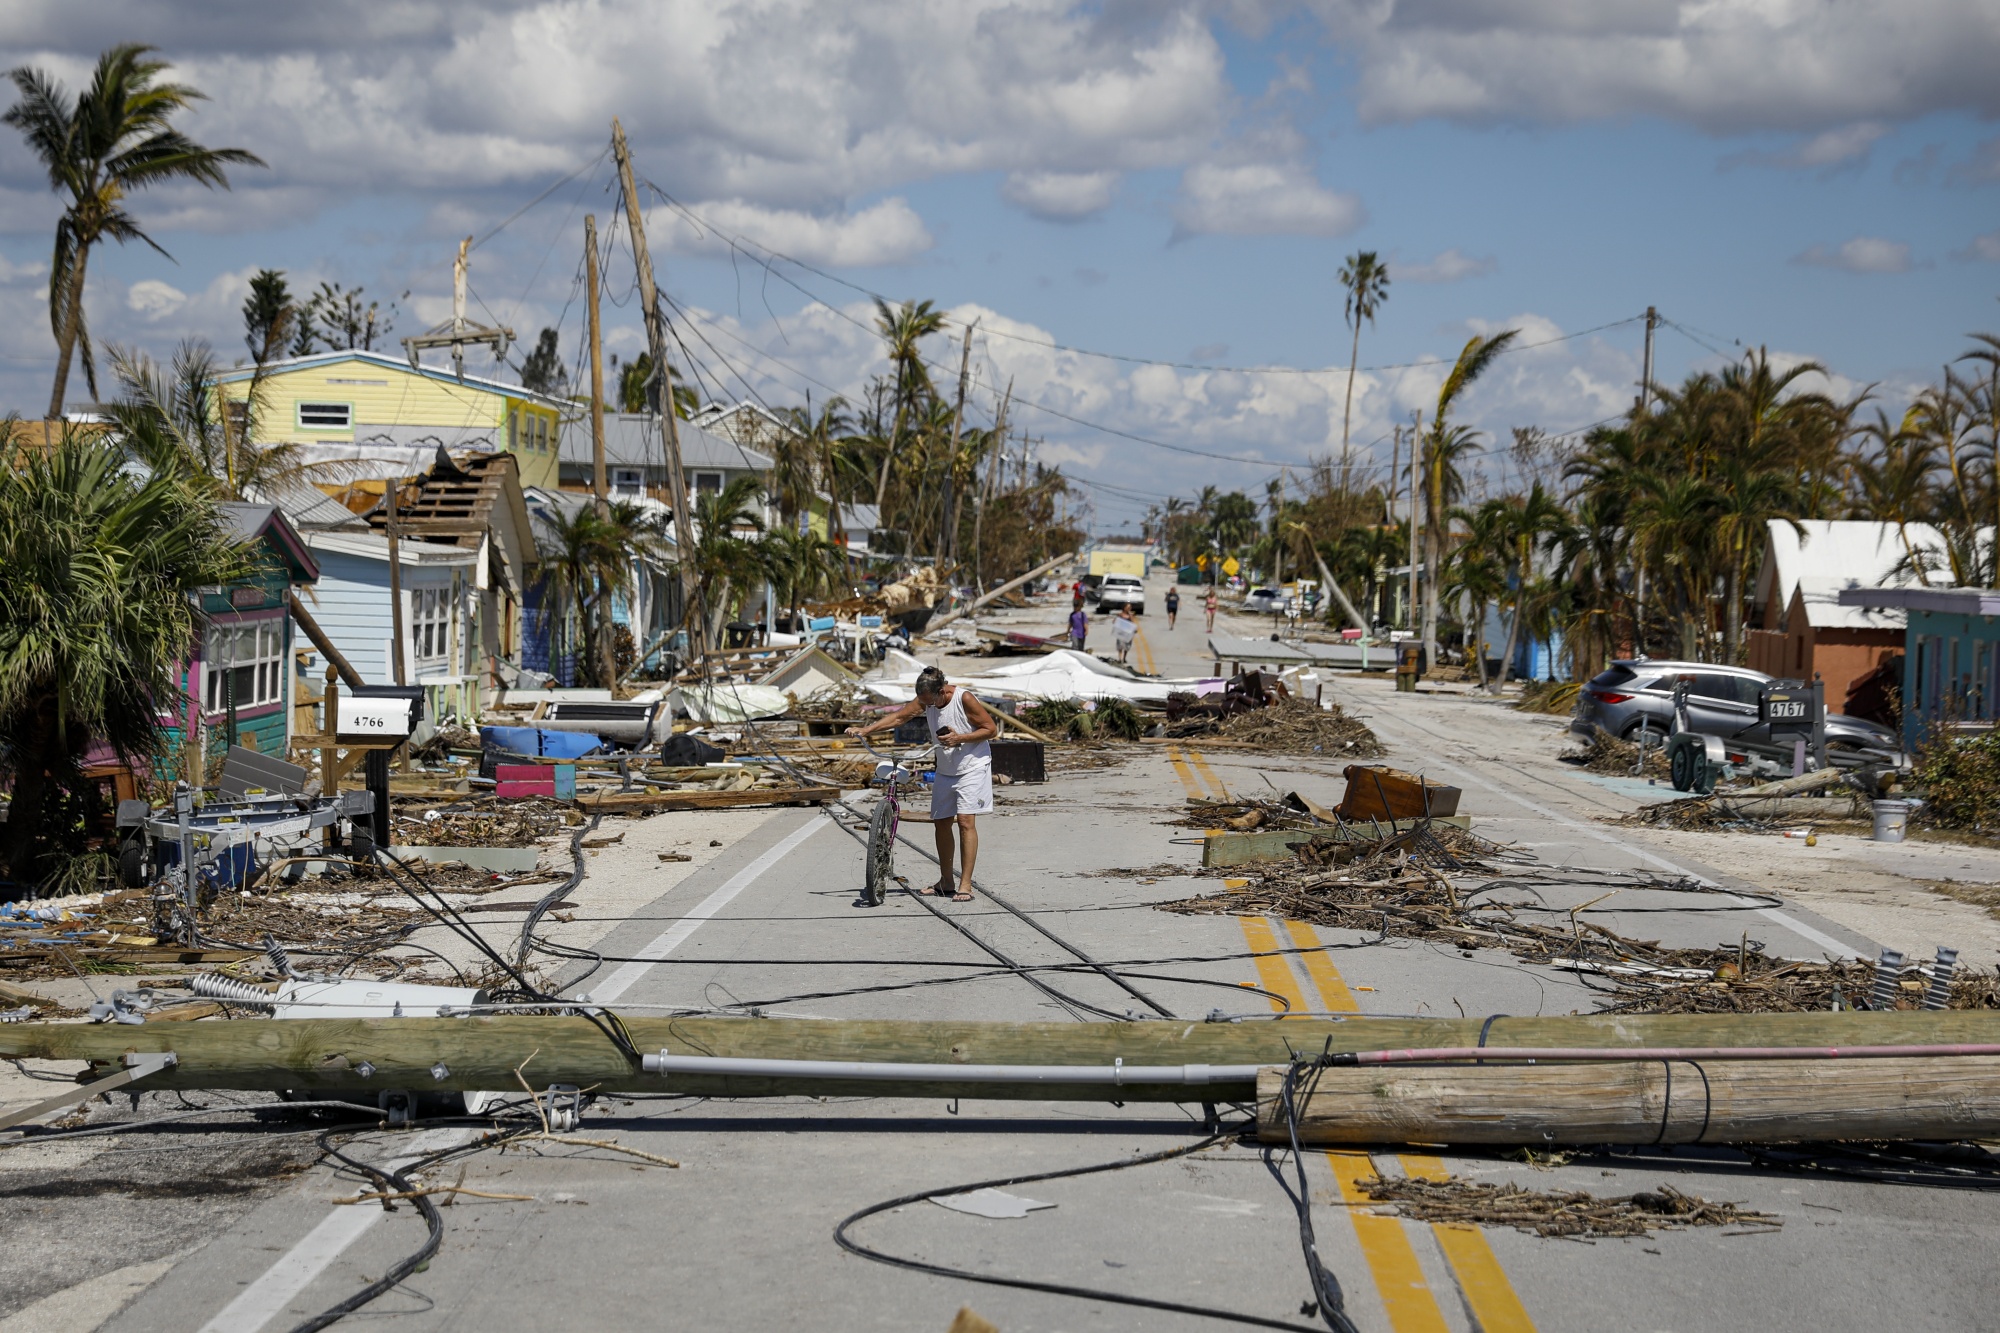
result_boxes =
[1169,798,1319,832]
[1358,1177,1779,1240]
[391,798,572,848]
[1155,821,2000,1013]
[1564,725,1669,778]
[789,681,875,721]
[1215,698,1385,757]
[1021,695,1146,742]
[1514,681,1582,715]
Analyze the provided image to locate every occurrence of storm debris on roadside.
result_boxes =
[1565,726,1669,779]
[1215,697,1385,756]
[1357,1176,1781,1240]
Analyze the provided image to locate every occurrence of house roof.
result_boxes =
[1793,577,1905,631]
[213,348,569,409]
[1753,520,1965,616]
[1839,586,2000,617]
[520,486,678,562]
[218,502,320,583]
[556,412,772,473]
[303,528,478,567]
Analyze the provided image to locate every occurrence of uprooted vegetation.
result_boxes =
[1154,820,2000,1014]
[1020,694,1147,742]
[1563,725,1668,779]
[1357,1176,1780,1240]
[1910,727,2000,832]
[1214,697,1385,756]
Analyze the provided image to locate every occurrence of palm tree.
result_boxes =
[1449,501,1512,688]
[760,524,844,619]
[1490,482,1569,692]
[872,298,947,508]
[109,341,329,501]
[689,475,769,646]
[1417,329,1519,665]
[0,425,252,889]
[5,45,263,417]
[1337,251,1390,461]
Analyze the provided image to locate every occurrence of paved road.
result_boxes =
[60,570,2000,1331]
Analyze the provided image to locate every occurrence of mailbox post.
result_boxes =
[336,686,425,854]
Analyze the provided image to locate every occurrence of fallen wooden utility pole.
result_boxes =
[8,1013,1999,1116]
[927,549,1078,633]
[1259,1053,2000,1145]
[287,591,365,689]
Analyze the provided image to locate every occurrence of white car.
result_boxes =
[1096,575,1146,614]
[1241,587,1286,615]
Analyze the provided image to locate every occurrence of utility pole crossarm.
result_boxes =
[401,237,514,382]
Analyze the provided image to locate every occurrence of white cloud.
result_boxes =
[1793,236,1915,273]
[1170,161,1364,240]
[1723,121,1888,171]
[653,197,934,268]
[1001,170,1118,221]
[1955,231,2000,262]
[1325,0,2000,133]
[0,255,45,283]
[125,279,188,319]
[1394,248,1496,283]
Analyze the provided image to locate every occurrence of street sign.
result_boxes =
[1222,556,1240,576]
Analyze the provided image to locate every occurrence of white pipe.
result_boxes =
[641,1052,1258,1086]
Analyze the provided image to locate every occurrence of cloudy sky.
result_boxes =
[2,1,1996,530]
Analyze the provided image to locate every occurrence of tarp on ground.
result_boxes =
[864,648,1203,704]
[666,681,790,723]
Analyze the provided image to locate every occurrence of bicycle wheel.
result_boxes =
[864,796,897,905]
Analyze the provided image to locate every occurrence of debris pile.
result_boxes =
[1566,725,1669,778]
[1514,680,1582,715]
[1021,695,1146,742]
[1155,821,1999,1013]
[1358,1176,1780,1240]
[1216,698,1384,756]
[789,681,875,722]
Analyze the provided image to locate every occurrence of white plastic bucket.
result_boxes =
[1872,799,1911,843]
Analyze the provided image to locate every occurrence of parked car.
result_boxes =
[1096,574,1145,614]
[1569,659,1906,772]
[1241,587,1286,615]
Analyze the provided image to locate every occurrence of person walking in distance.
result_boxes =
[846,667,995,901]
[1112,605,1138,664]
[1069,600,1089,651]
[1165,586,1180,630]
[1204,585,1218,632]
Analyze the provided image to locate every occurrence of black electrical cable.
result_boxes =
[834,1129,1328,1332]
[284,1124,535,1333]
[1269,1055,1362,1333]
[517,812,602,965]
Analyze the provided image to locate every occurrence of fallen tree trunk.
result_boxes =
[7,1013,1999,1105]
[1734,768,1849,800]
[1258,1055,2000,1146]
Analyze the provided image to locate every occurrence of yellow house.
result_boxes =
[216,349,568,491]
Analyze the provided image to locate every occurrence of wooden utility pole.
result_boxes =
[586,214,608,517]
[386,473,405,686]
[973,378,1011,592]
[610,118,703,661]
[1406,417,1419,633]
[938,320,977,567]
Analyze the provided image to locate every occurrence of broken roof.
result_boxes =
[1752,520,1978,616]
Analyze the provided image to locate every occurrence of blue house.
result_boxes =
[1838,585,2000,745]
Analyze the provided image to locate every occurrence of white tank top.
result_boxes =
[924,688,992,777]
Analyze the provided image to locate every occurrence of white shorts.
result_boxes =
[931,765,994,819]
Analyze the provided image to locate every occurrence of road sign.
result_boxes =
[1222,556,1239,576]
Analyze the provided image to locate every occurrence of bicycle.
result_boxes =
[858,742,932,907]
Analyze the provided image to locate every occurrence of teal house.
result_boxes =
[1839,585,2000,745]
[172,504,321,759]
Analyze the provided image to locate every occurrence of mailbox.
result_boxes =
[335,685,426,743]
[1759,679,1822,743]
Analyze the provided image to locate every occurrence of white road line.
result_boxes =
[590,814,829,1003]
[196,1128,469,1333]
[1362,710,1864,959]
[197,815,828,1331]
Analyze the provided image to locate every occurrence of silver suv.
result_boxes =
[1569,659,1905,770]
[1096,575,1145,614]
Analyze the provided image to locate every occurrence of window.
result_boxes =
[411,588,452,665]
[204,621,283,712]
[692,471,723,494]
[613,468,644,494]
[1694,673,1759,707]
[296,401,352,430]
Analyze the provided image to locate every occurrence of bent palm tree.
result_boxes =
[872,299,947,509]
[5,45,263,417]
[1418,329,1519,664]
[1337,251,1390,461]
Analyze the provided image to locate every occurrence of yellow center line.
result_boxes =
[1238,916,1449,1333]
[1166,744,1205,802]
[1283,921,1539,1333]
[1183,746,1230,801]
[1133,621,1156,675]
